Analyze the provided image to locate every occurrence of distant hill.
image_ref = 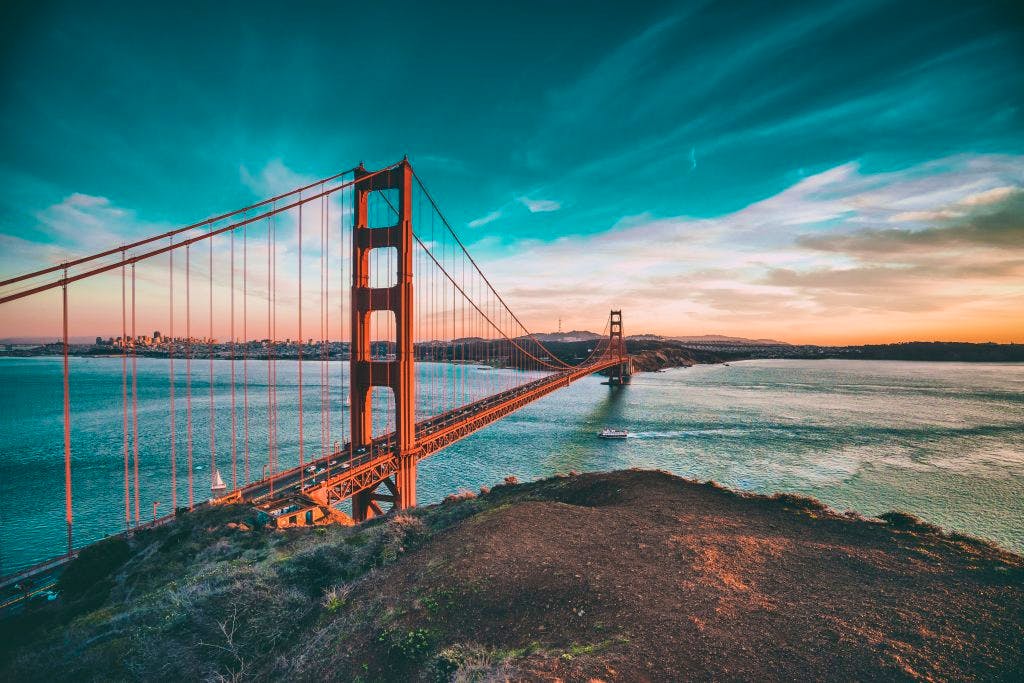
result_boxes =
[532,331,791,346]
[626,333,790,346]
[0,336,93,345]
[672,334,790,346]
[529,330,603,342]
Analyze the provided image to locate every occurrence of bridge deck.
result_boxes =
[221,357,624,508]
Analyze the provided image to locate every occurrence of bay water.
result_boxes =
[1,357,1021,573]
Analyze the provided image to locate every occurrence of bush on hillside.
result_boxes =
[58,536,131,600]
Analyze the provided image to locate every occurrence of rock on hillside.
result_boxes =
[628,346,700,371]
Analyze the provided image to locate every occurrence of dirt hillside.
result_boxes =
[3,469,1022,681]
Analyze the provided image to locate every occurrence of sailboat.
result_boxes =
[211,469,227,493]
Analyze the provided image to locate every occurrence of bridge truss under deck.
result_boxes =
[218,355,626,521]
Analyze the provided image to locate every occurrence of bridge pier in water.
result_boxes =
[350,159,419,522]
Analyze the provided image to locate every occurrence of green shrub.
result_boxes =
[770,492,828,512]
[879,511,943,533]
[58,536,131,600]
[278,544,353,593]
[322,584,352,613]
[380,628,434,664]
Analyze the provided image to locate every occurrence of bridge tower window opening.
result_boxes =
[368,246,398,289]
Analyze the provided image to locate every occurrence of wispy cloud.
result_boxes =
[474,154,1024,343]
[517,196,561,213]
[28,192,168,259]
[239,159,316,198]
[468,210,503,228]
[4,156,1022,344]
[799,189,1024,254]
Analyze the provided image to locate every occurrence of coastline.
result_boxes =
[3,339,1022,366]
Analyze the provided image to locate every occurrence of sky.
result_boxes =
[1,0,1022,344]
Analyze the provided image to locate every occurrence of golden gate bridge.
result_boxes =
[0,158,631,587]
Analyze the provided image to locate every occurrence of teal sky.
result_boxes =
[2,0,1022,342]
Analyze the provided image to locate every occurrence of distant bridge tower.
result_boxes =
[350,159,420,521]
[607,309,631,385]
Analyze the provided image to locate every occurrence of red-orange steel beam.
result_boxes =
[61,273,73,556]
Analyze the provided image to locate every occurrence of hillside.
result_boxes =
[2,470,1022,681]
[628,334,790,346]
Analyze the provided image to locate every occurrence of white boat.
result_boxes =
[211,470,227,492]
[598,428,629,439]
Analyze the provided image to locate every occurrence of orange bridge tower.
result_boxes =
[350,160,420,521]
[608,309,632,385]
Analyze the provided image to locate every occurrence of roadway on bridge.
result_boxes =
[233,359,622,506]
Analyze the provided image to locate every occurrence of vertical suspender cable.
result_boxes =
[267,212,274,486]
[460,249,465,406]
[209,233,216,490]
[61,268,73,556]
[340,181,348,462]
[319,195,324,457]
[431,202,437,414]
[321,192,327,457]
[169,241,177,510]
[272,211,277,473]
[324,190,330,455]
[131,262,139,525]
[271,216,276,477]
[186,246,194,509]
[230,229,237,489]
[388,222,394,436]
[368,200,374,439]
[318,194,323,457]
[121,255,129,527]
[298,199,304,479]
[243,220,250,484]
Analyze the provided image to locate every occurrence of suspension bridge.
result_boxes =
[0,158,631,589]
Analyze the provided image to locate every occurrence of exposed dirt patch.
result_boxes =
[4,470,1022,682]
[292,470,1024,681]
